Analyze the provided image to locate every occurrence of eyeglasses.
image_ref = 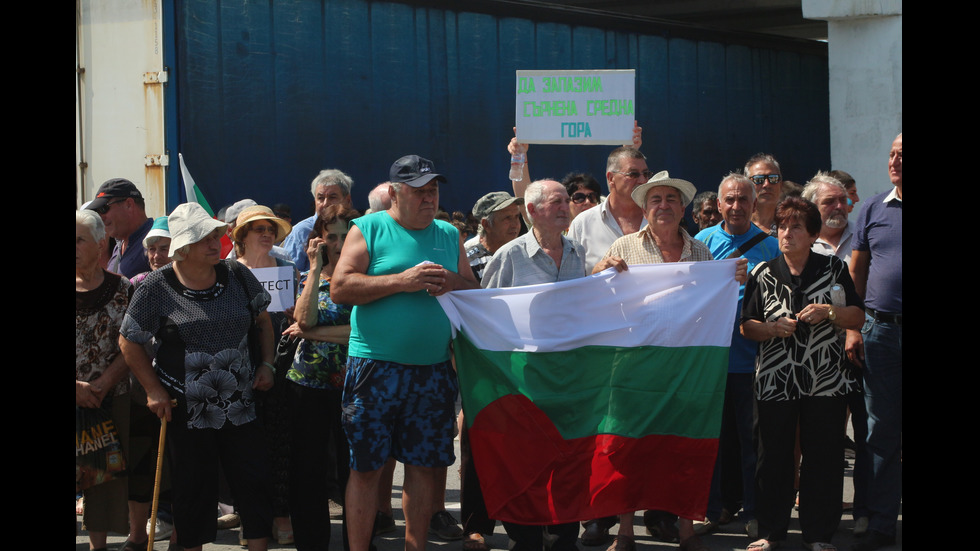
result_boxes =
[94,198,127,215]
[250,224,277,236]
[571,192,598,204]
[612,170,654,181]
[750,174,781,186]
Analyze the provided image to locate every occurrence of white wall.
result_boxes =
[76,0,168,217]
[803,1,902,218]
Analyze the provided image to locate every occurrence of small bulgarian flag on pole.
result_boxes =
[178,153,215,217]
[437,260,739,524]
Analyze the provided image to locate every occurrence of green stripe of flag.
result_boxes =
[455,331,729,440]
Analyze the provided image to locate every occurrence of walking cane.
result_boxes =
[148,399,177,551]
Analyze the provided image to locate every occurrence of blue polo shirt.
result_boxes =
[853,189,902,314]
[696,222,781,373]
[108,217,153,278]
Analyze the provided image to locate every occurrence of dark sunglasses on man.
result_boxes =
[750,174,781,186]
[94,198,128,215]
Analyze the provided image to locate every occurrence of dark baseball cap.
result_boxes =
[87,178,143,211]
[389,155,447,188]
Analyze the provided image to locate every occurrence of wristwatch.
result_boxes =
[827,307,837,321]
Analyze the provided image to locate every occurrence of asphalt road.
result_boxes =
[77,431,901,551]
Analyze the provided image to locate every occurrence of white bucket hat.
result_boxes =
[168,202,228,258]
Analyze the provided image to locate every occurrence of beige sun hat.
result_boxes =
[167,202,228,257]
[630,170,698,209]
[231,205,292,245]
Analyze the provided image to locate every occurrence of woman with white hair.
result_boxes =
[130,216,171,288]
[76,209,132,551]
[119,202,276,551]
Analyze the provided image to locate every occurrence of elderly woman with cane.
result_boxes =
[119,202,276,551]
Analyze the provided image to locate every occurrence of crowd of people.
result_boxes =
[77,131,902,551]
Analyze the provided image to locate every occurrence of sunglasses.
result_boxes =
[750,174,781,186]
[612,170,654,181]
[94,198,127,215]
[571,192,598,205]
[250,224,278,236]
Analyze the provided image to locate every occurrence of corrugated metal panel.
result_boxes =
[174,0,829,220]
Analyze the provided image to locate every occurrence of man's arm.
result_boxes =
[508,135,532,227]
[331,225,464,304]
[849,249,870,299]
[446,234,479,292]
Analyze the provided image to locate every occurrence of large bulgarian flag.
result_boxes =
[437,260,740,525]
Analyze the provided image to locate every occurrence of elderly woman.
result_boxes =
[231,204,297,544]
[119,202,276,551]
[740,197,864,551]
[121,215,172,550]
[76,209,132,551]
[130,216,171,288]
[279,204,358,551]
[593,171,747,551]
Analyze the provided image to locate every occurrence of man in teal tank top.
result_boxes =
[332,155,478,551]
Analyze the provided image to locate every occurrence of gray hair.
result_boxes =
[743,153,781,176]
[368,182,392,212]
[170,245,191,262]
[476,210,497,237]
[717,172,757,201]
[605,146,647,175]
[801,171,846,203]
[76,209,106,242]
[692,191,718,212]
[310,169,354,197]
[523,179,559,222]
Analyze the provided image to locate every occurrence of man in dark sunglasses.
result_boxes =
[85,178,153,277]
[743,153,783,235]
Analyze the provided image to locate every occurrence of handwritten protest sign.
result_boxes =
[250,266,295,312]
[515,69,635,145]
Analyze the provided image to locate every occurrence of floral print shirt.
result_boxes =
[76,271,131,397]
[120,261,271,430]
[286,273,352,390]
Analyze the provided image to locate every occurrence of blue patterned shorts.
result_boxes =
[342,356,458,471]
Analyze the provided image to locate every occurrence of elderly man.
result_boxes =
[849,134,902,551]
[86,178,154,277]
[595,171,747,551]
[690,190,722,233]
[366,182,392,214]
[694,173,780,540]
[803,174,853,262]
[282,169,354,271]
[567,147,651,273]
[802,172,871,536]
[481,179,621,551]
[744,153,783,235]
[331,155,477,551]
[467,192,524,284]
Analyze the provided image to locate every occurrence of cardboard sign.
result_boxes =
[250,266,295,312]
[515,69,635,145]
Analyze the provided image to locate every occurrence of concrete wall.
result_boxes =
[803,1,902,216]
